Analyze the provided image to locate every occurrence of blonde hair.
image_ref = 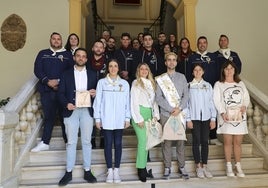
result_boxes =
[135,63,156,90]
[165,52,177,60]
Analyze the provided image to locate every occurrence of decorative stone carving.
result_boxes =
[14,93,41,144]
[1,14,27,51]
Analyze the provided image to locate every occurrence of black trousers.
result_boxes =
[191,120,210,164]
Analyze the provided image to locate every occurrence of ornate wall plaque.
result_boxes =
[1,14,27,51]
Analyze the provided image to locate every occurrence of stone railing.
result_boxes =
[244,79,268,166]
[0,75,42,188]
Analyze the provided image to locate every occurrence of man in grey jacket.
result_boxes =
[155,52,189,180]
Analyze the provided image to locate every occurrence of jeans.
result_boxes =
[191,120,210,164]
[103,129,123,168]
[64,108,93,171]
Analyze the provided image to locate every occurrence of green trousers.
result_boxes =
[131,106,152,168]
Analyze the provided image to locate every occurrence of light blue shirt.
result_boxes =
[186,79,216,122]
[93,76,130,130]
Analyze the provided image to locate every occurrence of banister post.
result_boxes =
[0,111,19,187]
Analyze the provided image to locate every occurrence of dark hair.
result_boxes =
[197,36,207,45]
[219,34,229,41]
[220,60,241,83]
[192,63,204,73]
[177,37,193,61]
[143,32,153,39]
[108,36,116,42]
[121,32,131,39]
[131,38,140,46]
[65,33,79,51]
[74,47,87,56]
[93,39,105,47]
[158,31,166,36]
[137,32,143,37]
[163,42,171,48]
[50,32,61,38]
[105,59,121,76]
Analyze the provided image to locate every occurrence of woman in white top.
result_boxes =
[213,60,250,178]
[131,63,160,182]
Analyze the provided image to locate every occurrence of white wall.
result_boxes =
[196,0,268,95]
[0,0,69,99]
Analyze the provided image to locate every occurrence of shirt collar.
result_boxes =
[74,65,86,72]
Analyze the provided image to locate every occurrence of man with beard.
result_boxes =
[87,40,107,148]
[58,48,97,186]
[32,32,73,152]
[137,33,165,77]
[105,36,116,60]
[87,40,107,80]
[154,32,167,58]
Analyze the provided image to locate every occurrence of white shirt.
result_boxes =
[74,65,87,91]
[131,79,160,123]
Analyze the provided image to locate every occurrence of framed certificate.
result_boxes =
[226,107,242,123]
[75,91,91,108]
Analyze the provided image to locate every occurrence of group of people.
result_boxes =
[31,31,250,186]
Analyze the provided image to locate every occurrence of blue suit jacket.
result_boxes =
[58,67,97,118]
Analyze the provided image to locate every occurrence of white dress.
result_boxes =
[213,81,250,135]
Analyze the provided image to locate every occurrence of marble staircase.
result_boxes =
[19,127,268,188]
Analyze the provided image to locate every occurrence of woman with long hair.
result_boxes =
[176,37,194,76]
[130,63,159,182]
[64,33,79,55]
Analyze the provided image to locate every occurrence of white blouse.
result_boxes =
[130,79,160,123]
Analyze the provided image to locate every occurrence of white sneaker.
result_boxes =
[31,141,49,152]
[179,167,189,179]
[106,168,113,183]
[196,167,205,178]
[163,167,171,179]
[113,168,121,183]
[210,139,223,145]
[203,166,213,178]
[226,162,235,177]
[235,162,245,178]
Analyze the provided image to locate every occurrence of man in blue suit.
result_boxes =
[58,48,97,186]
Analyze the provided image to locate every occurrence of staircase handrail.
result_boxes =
[242,77,268,165]
[148,0,167,36]
[3,75,43,171]
[243,78,268,111]
[91,0,111,37]
[3,75,39,113]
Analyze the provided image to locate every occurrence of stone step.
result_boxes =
[28,144,253,165]
[41,125,136,138]
[35,133,249,150]
[20,157,265,182]
[19,173,268,188]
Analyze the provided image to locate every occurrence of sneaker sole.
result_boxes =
[180,174,190,180]
[114,180,121,183]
